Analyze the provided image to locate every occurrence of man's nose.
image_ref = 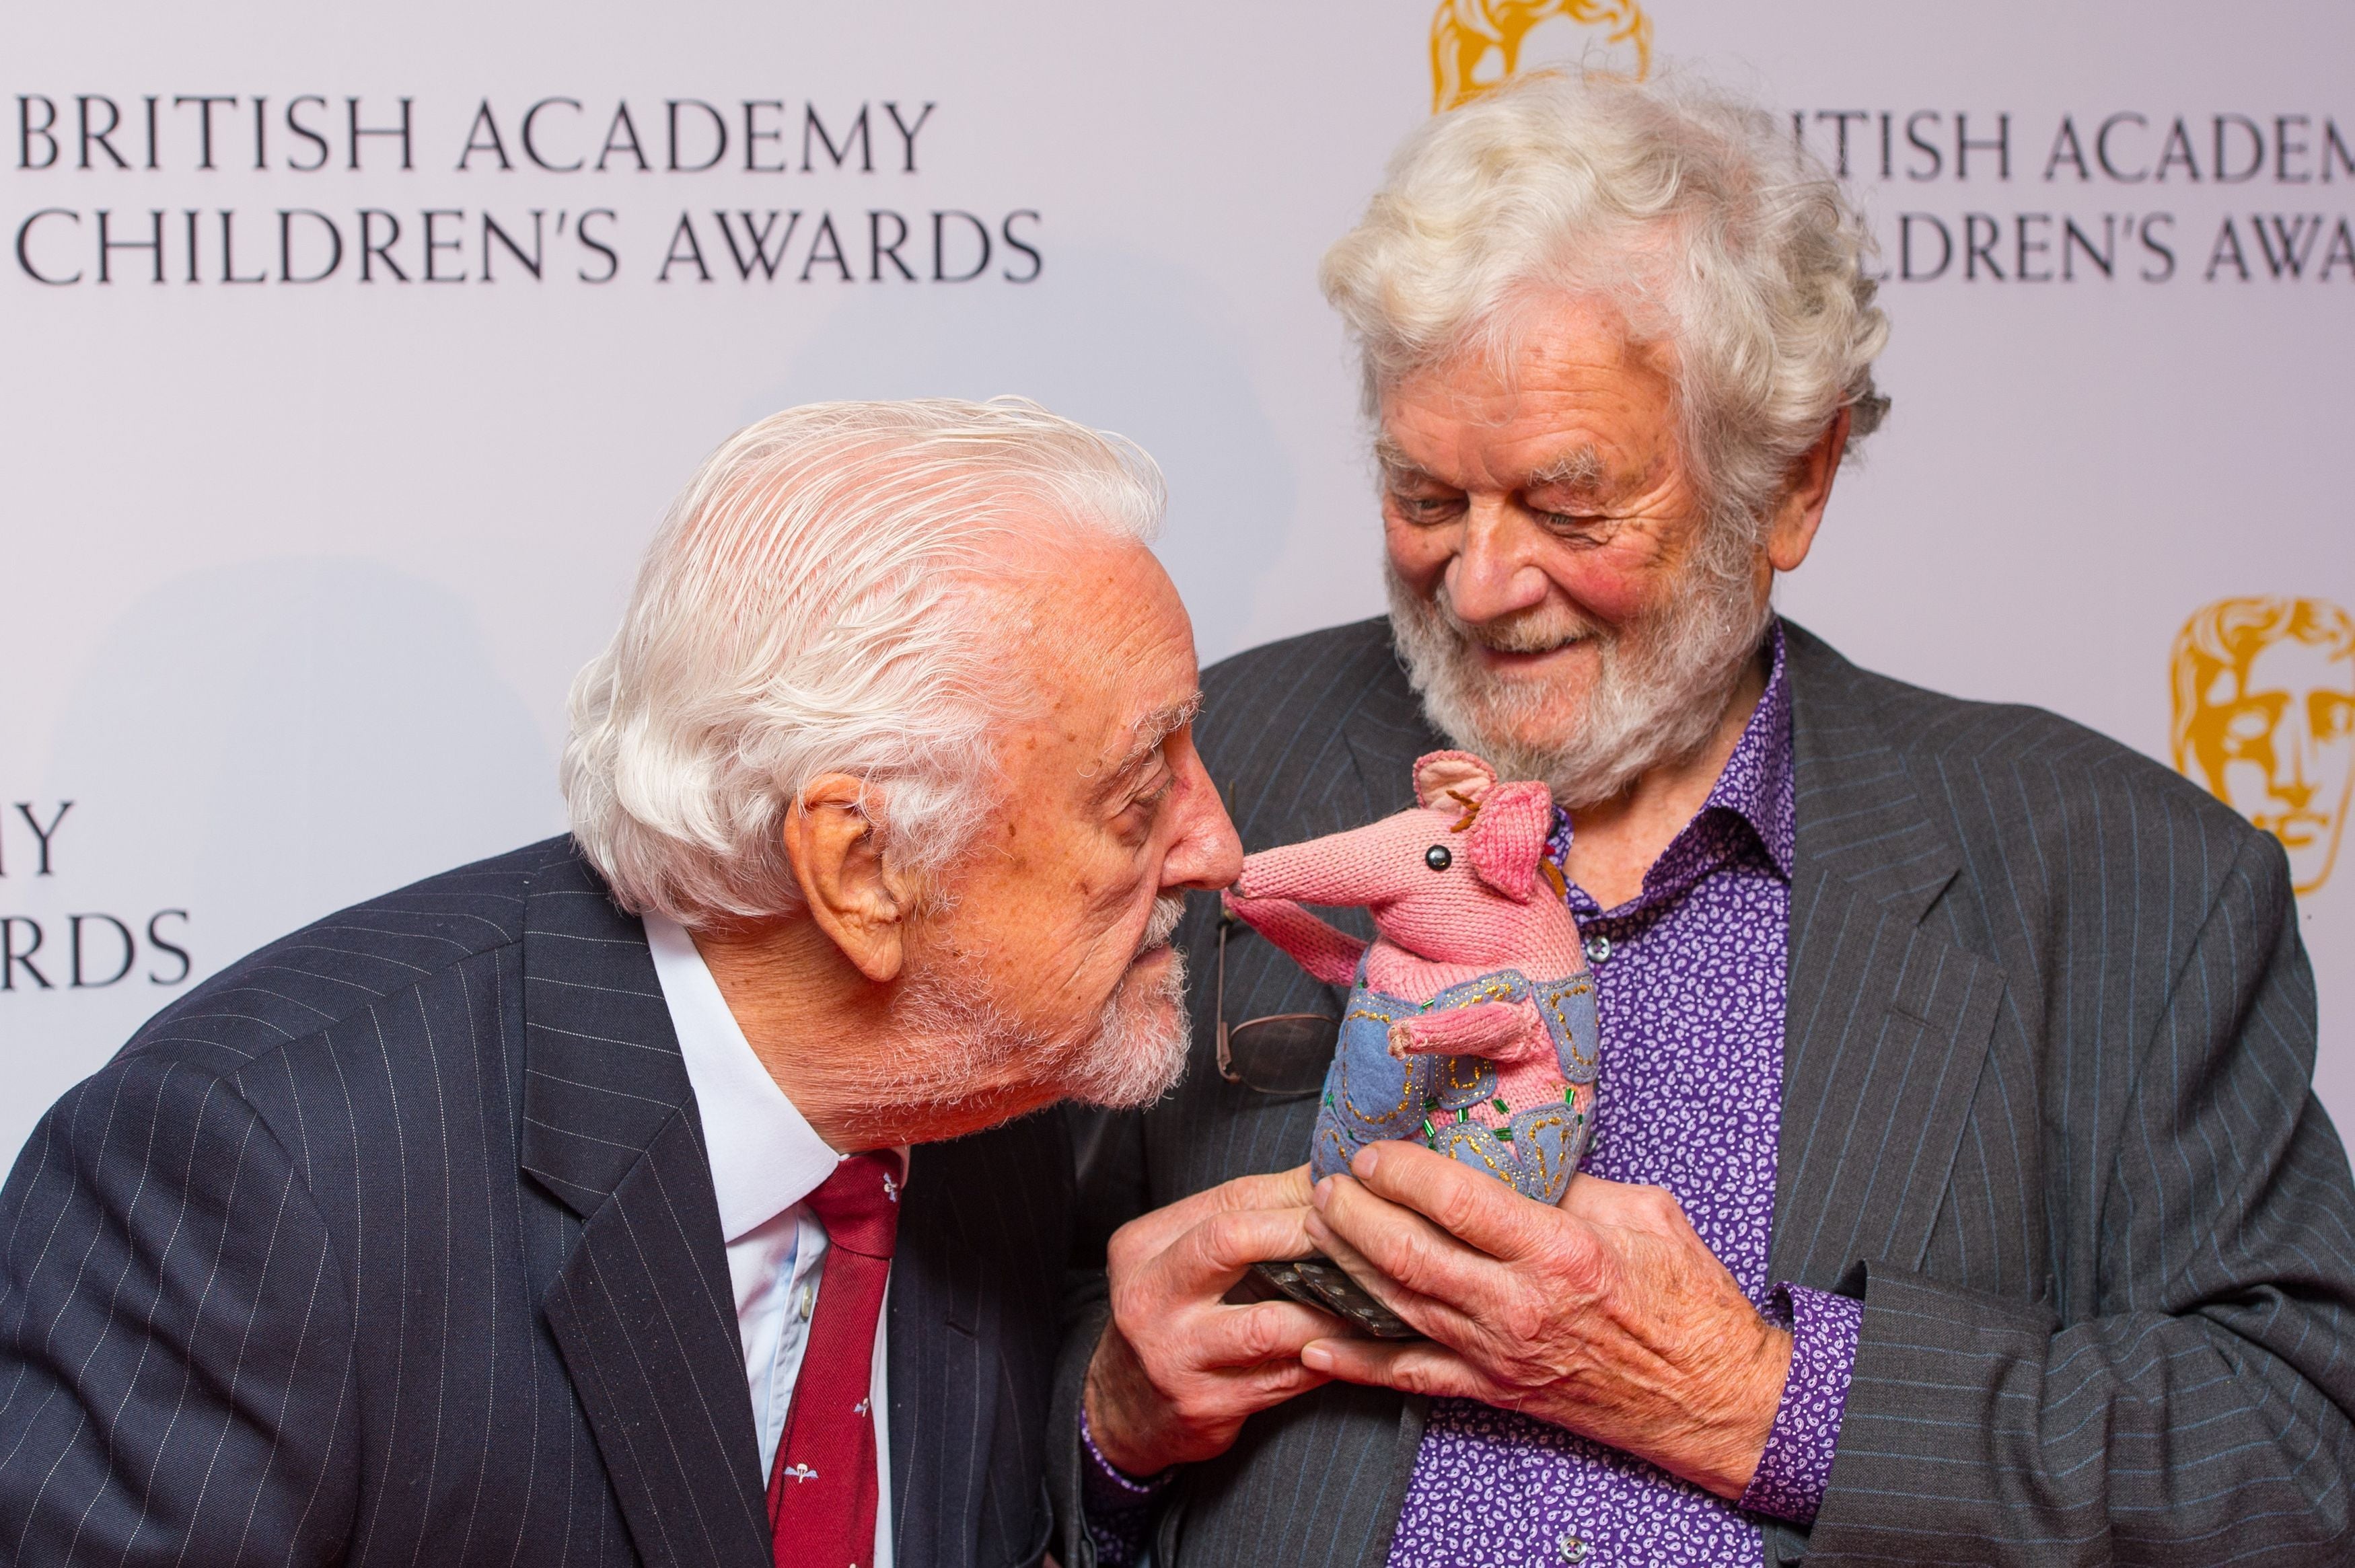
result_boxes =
[1443,505,1550,624]
[1163,742,1244,891]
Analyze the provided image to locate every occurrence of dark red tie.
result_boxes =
[768,1152,901,1568]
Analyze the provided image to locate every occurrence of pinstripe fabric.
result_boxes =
[0,838,1068,1568]
[1052,617,2355,1567]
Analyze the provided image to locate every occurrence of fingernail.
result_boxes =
[1311,1176,1333,1210]
[1301,1343,1334,1372]
[1352,1144,1381,1179]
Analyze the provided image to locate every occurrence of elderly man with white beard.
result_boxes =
[0,399,1247,1568]
[1051,73,2355,1568]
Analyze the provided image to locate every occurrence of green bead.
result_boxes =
[1492,1097,1511,1115]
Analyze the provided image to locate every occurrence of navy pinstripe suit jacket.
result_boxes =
[1053,618,2355,1567]
[0,839,1068,1568]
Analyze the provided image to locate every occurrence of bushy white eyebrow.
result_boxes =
[1527,445,1607,491]
[1093,693,1202,796]
[1371,438,1606,493]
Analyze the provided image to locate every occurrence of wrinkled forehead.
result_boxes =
[977,537,1200,768]
[1371,301,1684,491]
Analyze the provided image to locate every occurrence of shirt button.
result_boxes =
[1583,934,1612,965]
[1558,1536,1588,1563]
[797,1285,816,1321]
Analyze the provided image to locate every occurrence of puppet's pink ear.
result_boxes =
[1463,781,1554,901]
[1413,750,1497,809]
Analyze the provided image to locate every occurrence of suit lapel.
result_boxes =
[1770,626,2007,1285]
[519,850,771,1568]
[1339,652,1446,824]
[1332,620,2004,1282]
[1178,618,2006,1563]
[885,1140,999,1568]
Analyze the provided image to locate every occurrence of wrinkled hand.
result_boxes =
[1083,1166,1342,1477]
[1301,1142,1791,1500]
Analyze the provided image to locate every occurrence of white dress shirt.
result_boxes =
[645,913,897,1568]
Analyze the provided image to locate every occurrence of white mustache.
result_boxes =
[1432,583,1599,657]
[1134,894,1187,957]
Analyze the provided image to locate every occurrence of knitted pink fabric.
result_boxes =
[1226,751,1589,1124]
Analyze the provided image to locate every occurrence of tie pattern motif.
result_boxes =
[768,1151,900,1568]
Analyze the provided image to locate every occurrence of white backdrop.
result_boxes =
[4,0,2350,1163]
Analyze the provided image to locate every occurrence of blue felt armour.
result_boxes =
[1309,965,1601,1204]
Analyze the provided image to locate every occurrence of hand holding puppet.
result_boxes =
[1224,750,1600,1205]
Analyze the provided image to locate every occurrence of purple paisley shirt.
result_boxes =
[1085,628,1862,1565]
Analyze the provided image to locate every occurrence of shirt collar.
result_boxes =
[1542,622,1797,903]
[643,911,850,1244]
[1702,621,1797,881]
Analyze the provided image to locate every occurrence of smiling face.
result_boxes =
[892,530,1243,1111]
[1378,291,1784,807]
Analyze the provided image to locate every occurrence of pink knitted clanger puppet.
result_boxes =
[1224,750,1600,1205]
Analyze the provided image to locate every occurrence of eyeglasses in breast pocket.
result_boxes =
[1213,915,1340,1096]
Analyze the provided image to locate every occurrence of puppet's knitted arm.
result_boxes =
[1221,893,1367,987]
[1387,999,1546,1062]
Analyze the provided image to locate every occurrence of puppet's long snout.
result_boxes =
[1233,825,1412,907]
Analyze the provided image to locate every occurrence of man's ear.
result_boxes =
[781,774,910,984]
[1766,406,1850,573]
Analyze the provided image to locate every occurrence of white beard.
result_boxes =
[878,893,1192,1115]
[1048,893,1193,1109]
[1384,532,1772,809]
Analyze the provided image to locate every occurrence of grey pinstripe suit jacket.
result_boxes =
[0,838,1068,1568]
[1053,618,2355,1566]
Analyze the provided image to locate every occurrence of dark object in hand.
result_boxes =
[1229,1259,1425,1341]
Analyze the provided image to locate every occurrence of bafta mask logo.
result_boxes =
[1430,0,1654,112]
[2171,597,2355,895]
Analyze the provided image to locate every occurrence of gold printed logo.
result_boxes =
[1429,0,1654,113]
[2171,597,2355,894]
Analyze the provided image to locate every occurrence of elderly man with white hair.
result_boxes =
[1056,73,2355,1567]
[0,400,1247,1568]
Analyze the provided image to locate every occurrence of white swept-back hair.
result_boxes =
[563,398,1165,928]
[1321,69,1889,533]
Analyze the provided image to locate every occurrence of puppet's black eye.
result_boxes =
[1424,845,1453,871]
